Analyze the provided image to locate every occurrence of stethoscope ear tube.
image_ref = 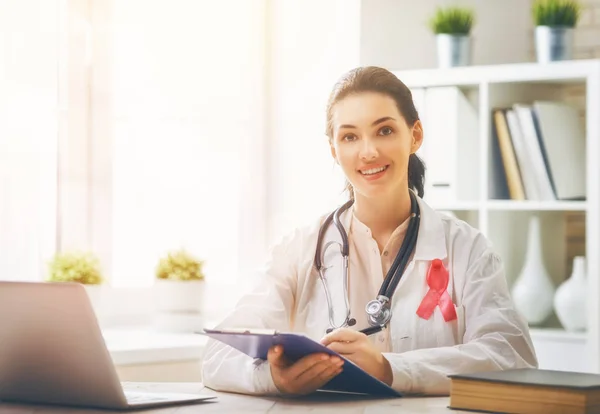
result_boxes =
[314,210,336,272]
[314,199,353,271]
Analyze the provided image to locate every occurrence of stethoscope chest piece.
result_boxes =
[365,295,392,326]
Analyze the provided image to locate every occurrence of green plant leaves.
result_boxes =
[155,249,205,281]
[429,7,474,35]
[533,0,581,27]
[47,251,104,285]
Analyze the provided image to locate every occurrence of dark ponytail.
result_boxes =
[408,154,426,198]
[326,66,426,200]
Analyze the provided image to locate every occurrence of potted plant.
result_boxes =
[428,6,475,68]
[154,249,206,331]
[47,251,105,312]
[532,0,581,63]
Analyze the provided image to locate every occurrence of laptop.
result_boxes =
[0,281,217,410]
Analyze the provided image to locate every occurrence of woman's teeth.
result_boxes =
[361,166,387,175]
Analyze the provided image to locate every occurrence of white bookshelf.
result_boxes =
[394,59,600,373]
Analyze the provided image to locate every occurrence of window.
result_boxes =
[105,0,268,289]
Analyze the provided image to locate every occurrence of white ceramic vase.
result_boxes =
[554,256,587,331]
[511,216,555,325]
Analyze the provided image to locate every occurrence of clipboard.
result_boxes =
[200,328,402,397]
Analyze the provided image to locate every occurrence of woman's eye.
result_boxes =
[379,126,393,136]
[343,134,357,142]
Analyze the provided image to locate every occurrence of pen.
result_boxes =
[358,325,384,336]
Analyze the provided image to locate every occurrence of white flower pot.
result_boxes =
[153,279,205,332]
[154,279,205,313]
[535,26,574,63]
[436,34,471,68]
[554,256,587,331]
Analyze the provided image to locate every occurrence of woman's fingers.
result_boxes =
[320,327,364,346]
[315,360,344,383]
[325,340,361,355]
[292,356,344,394]
[267,345,289,369]
[284,353,323,377]
[273,353,345,395]
[295,358,336,383]
[268,345,347,395]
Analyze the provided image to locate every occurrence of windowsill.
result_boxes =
[102,327,210,366]
[101,326,589,369]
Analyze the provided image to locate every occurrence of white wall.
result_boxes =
[360,0,534,70]
[267,0,362,244]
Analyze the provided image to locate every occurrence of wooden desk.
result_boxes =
[0,382,467,413]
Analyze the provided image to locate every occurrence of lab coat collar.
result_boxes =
[339,193,447,262]
[413,196,447,261]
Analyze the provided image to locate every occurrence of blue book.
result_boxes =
[200,328,402,397]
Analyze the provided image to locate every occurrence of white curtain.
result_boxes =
[0,0,59,282]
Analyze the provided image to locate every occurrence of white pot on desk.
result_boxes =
[153,279,205,332]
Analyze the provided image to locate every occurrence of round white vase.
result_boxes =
[554,256,587,331]
[511,216,555,325]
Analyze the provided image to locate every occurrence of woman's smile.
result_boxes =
[358,164,390,181]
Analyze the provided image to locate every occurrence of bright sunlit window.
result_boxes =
[0,0,59,282]
[109,0,266,288]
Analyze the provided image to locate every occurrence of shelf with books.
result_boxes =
[396,59,600,373]
[487,81,587,204]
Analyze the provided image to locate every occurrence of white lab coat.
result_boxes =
[201,196,538,395]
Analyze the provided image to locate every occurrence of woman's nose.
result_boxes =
[359,138,378,160]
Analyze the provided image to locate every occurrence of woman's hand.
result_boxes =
[267,345,344,395]
[320,328,393,385]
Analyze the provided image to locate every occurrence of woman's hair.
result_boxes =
[325,66,426,199]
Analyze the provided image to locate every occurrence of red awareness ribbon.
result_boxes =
[416,259,457,322]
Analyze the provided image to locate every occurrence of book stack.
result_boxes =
[491,102,586,201]
[448,368,600,414]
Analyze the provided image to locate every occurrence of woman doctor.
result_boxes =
[201,66,538,396]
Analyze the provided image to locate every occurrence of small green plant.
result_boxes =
[533,0,581,27]
[156,249,205,281]
[47,251,104,285]
[428,6,475,35]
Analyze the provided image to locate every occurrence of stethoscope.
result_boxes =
[314,190,421,334]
